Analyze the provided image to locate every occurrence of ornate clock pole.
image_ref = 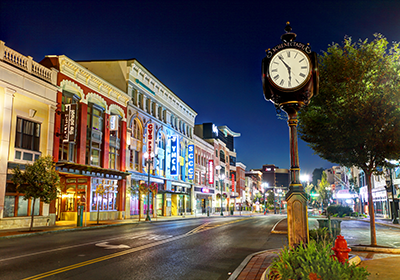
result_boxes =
[262,22,319,247]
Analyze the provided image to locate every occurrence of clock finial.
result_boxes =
[281,22,297,42]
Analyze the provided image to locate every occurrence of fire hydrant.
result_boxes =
[331,235,351,264]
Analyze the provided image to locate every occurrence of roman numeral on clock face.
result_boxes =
[271,69,278,72]
[287,51,290,57]
[280,79,284,86]
[274,75,279,80]
[299,73,306,78]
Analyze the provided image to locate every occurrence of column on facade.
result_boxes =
[53,90,63,162]
[102,112,110,169]
[0,88,15,218]
[77,101,88,164]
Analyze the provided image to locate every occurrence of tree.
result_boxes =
[11,156,60,231]
[318,173,331,211]
[298,34,400,246]
[95,183,111,225]
[312,168,324,187]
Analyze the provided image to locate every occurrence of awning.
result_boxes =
[129,171,165,184]
[56,162,130,179]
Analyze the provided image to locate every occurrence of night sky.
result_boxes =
[1,0,399,175]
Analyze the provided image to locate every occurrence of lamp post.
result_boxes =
[219,174,225,216]
[144,152,154,222]
[262,183,268,214]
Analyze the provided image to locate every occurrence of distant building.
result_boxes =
[252,164,290,190]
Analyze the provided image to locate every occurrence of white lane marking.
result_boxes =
[0,233,147,262]
[138,234,173,241]
[95,242,130,249]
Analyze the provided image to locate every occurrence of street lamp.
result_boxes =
[144,152,154,222]
[219,173,225,216]
[262,183,269,214]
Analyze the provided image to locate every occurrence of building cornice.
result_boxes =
[58,55,130,108]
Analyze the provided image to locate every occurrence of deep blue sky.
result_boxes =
[1,0,399,175]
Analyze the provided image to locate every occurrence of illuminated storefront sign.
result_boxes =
[208,160,214,184]
[201,187,210,193]
[187,144,194,180]
[232,174,235,193]
[170,136,179,176]
[146,123,155,157]
[63,104,77,143]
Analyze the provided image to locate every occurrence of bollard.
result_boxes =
[331,235,351,264]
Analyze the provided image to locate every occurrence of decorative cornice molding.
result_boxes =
[59,56,130,107]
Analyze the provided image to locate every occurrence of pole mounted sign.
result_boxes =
[146,123,155,158]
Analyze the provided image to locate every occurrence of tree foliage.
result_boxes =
[12,156,60,231]
[312,168,324,187]
[298,34,400,246]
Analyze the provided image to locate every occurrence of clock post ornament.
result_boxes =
[262,22,319,247]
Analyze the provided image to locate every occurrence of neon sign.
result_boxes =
[208,160,214,184]
[187,144,194,180]
[170,136,179,176]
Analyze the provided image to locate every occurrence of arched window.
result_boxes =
[130,118,143,171]
[86,102,104,166]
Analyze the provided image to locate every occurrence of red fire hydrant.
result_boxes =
[331,235,351,264]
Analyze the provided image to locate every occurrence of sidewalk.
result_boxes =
[231,216,400,280]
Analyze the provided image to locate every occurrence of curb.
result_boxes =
[350,245,400,254]
[270,218,287,234]
[227,249,279,280]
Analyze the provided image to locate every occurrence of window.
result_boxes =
[15,118,41,151]
[90,178,118,211]
[86,103,104,166]
[109,115,121,170]
[4,183,40,217]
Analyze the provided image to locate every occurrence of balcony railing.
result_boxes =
[0,40,57,85]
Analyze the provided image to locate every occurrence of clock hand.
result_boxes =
[278,56,291,71]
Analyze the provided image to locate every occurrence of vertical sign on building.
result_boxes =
[109,115,119,131]
[170,136,179,175]
[187,144,194,180]
[146,123,155,157]
[232,173,235,193]
[63,104,76,143]
[208,160,214,184]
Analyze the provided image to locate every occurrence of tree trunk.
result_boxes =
[29,198,36,231]
[366,171,377,246]
[97,200,100,225]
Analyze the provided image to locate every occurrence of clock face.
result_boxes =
[268,48,311,91]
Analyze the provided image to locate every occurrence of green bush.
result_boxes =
[309,228,335,245]
[268,241,369,280]
[327,205,353,217]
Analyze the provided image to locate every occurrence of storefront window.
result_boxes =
[86,103,104,166]
[90,178,118,211]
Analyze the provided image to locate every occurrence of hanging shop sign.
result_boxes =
[109,115,119,131]
[187,144,195,180]
[63,104,77,143]
[170,136,179,176]
[208,160,214,184]
[146,123,155,157]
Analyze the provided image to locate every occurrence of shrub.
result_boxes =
[309,228,335,245]
[327,205,353,217]
[268,241,369,280]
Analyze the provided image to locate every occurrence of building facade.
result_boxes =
[77,59,197,218]
[0,41,58,229]
[193,134,214,214]
[40,55,131,223]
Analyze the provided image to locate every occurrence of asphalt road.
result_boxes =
[0,215,287,280]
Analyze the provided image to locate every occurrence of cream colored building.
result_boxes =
[0,41,58,229]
